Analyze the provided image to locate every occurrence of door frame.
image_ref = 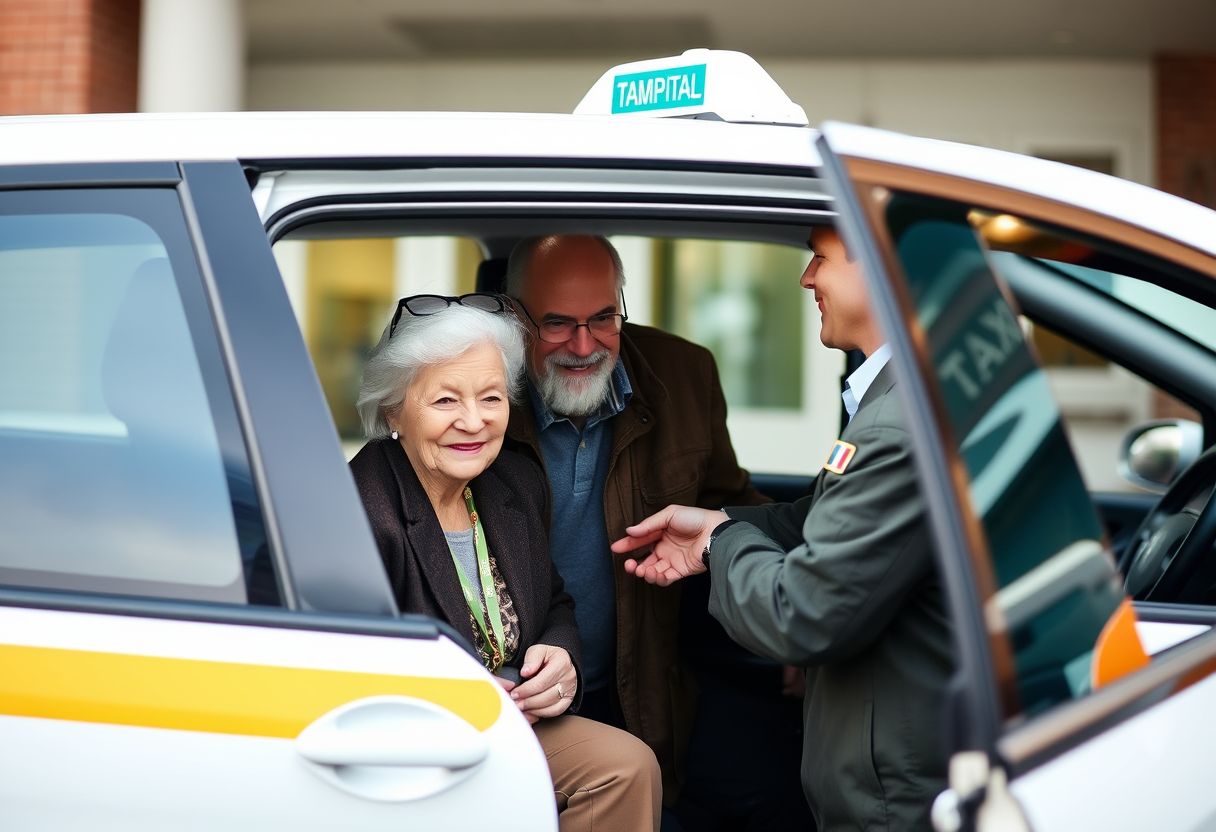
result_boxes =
[814,127,1216,778]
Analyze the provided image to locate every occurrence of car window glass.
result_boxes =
[1015,316,1201,492]
[981,236,1209,497]
[649,236,829,475]
[1049,260,1216,353]
[654,238,807,410]
[274,232,834,476]
[0,190,277,605]
[879,192,1126,720]
[273,235,483,457]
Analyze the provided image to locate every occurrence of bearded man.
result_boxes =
[503,235,766,806]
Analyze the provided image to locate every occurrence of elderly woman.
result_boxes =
[350,293,660,832]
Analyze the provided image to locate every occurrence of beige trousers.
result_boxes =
[533,714,661,832]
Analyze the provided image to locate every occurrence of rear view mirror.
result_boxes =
[1119,419,1203,492]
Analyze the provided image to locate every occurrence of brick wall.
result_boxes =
[0,0,139,115]
[1153,54,1215,421]
[1156,54,1216,210]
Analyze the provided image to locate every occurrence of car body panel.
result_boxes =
[0,605,554,831]
[0,111,822,171]
[1011,661,1216,832]
[179,161,397,615]
[1009,670,1216,832]
[818,121,1216,259]
[254,166,831,231]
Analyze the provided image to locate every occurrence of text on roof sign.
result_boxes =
[611,64,706,114]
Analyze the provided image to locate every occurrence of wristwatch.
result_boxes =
[702,518,739,569]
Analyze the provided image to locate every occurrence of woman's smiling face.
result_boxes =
[394,341,509,492]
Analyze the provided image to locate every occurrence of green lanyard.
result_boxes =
[447,486,506,671]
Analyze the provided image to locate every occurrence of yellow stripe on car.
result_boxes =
[1,643,502,736]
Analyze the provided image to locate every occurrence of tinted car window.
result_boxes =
[882,193,1126,719]
[0,189,277,605]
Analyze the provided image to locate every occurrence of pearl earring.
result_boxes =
[391,430,399,440]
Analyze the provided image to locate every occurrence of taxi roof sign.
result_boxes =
[574,49,809,127]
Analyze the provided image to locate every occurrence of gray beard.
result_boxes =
[534,348,615,417]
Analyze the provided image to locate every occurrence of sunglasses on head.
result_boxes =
[387,293,509,338]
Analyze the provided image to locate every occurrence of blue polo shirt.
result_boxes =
[530,361,631,693]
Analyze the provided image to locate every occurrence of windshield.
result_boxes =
[1046,260,1216,352]
[971,210,1216,355]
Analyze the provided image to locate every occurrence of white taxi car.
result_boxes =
[2,50,1216,831]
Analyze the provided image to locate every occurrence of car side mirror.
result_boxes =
[1119,419,1204,492]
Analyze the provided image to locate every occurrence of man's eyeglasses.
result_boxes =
[513,296,628,344]
[388,293,508,338]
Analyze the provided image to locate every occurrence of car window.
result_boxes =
[1018,317,1200,492]
[646,236,831,475]
[878,192,1127,720]
[655,238,808,410]
[273,234,484,457]
[274,231,835,475]
[1050,260,1216,353]
[0,190,278,605]
[981,233,1211,497]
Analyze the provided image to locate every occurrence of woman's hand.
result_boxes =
[510,644,576,722]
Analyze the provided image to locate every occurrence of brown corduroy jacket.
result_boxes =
[506,322,767,800]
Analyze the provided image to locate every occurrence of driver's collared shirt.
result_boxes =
[529,361,631,693]
[843,343,892,423]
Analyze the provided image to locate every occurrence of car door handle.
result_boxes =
[297,721,487,769]
[296,695,491,801]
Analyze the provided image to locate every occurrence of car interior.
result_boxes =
[274,212,836,828]
[981,222,1216,610]
[275,212,831,498]
[277,209,1216,602]
[268,202,1216,822]
[275,205,1216,592]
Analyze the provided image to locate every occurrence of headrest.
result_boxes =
[476,257,509,295]
[101,257,209,438]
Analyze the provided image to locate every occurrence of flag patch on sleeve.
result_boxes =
[822,440,857,474]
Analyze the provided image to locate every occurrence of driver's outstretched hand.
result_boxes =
[611,505,729,586]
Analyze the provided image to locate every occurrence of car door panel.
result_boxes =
[0,605,554,831]
[1000,629,1216,829]
[0,163,555,829]
[179,161,395,615]
[1009,670,1216,831]
[816,122,1216,829]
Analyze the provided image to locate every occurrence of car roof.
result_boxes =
[0,111,822,171]
[821,122,1216,259]
[7,112,1210,265]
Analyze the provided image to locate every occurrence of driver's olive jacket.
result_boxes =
[712,364,953,831]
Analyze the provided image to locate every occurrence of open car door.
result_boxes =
[816,122,1216,831]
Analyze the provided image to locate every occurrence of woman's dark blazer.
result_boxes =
[349,437,582,698]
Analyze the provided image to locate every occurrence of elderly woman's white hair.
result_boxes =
[356,303,527,438]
